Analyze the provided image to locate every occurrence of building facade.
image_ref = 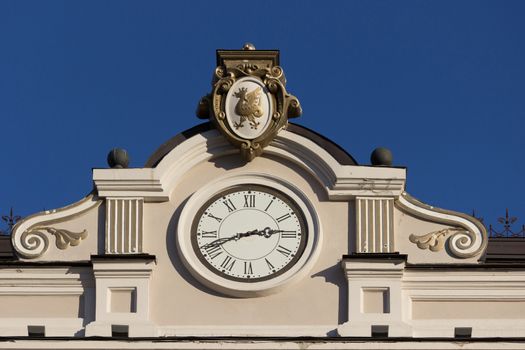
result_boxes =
[1,46,524,349]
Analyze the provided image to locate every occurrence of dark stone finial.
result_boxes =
[107,148,129,169]
[196,96,210,119]
[371,147,393,166]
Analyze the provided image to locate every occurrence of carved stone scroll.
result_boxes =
[19,227,87,258]
[396,192,487,259]
[409,227,470,254]
[11,194,101,259]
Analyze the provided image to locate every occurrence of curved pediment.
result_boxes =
[93,124,405,201]
[145,122,357,168]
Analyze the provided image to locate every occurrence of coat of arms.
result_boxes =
[196,44,302,161]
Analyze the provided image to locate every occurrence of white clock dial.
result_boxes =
[191,185,307,282]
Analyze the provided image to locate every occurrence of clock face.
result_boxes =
[191,185,307,282]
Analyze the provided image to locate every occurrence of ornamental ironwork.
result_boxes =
[488,209,525,238]
[0,208,21,235]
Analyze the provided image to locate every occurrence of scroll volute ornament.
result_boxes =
[196,44,302,161]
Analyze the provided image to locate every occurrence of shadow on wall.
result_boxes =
[311,262,347,326]
[165,196,230,299]
[209,146,248,171]
[348,201,356,254]
[97,202,105,255]
[73,266,96,336]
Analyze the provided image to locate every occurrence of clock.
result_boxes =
[192,185,307,282]
[176,175,321,297]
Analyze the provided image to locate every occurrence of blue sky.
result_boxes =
[0,1,523,232]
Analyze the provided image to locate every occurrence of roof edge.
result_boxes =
[144,122,358,168]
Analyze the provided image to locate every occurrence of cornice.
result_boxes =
[92,169,167,201]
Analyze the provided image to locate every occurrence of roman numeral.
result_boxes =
[201,230,217,238]
[265,199,274,212]
[207,212,222,222]
[276,213,291,222]
[244,261,253,275]
[220,255,236,271]
[204,244,222,259]
[222,199,236,212]
[276,245,292,257]
[244,194,256,208]
[281,231,297,238]
[265,258,275,271]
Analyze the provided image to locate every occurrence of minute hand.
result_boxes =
[199,236,236,250]
[258,227,296,238]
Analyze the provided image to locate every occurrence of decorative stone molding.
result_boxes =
[396,192,487,259]
[5,338,525,349]
[85,256,156,337]
[270,133,406,199]
[0,267,91,336]
[11,195,101,259]
[157,325,335,337]
[337,254,411,337]
[105,198,143,254]
[403,267,525,338]
[93,169,166,202]
[93,130,406,202]
[409,227,468,253]
[356,197,395,253]
[19,227,87,257]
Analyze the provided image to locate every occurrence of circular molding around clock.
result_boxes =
[176,173,322,298]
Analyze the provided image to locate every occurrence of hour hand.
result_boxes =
[200,229,257,249]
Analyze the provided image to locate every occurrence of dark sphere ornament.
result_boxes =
[195,96,210,119]
[370,147,393,166]
[107,148,129,169]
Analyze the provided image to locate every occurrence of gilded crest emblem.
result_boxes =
[233,86,263,129]
[224,77,272,140]
[196,44,302,161]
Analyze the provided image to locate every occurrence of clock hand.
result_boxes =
[200,236,235,249]
[237,229,260,239]
[258,227,297,238]
[201,228,296,249]
[200,229,261,249]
